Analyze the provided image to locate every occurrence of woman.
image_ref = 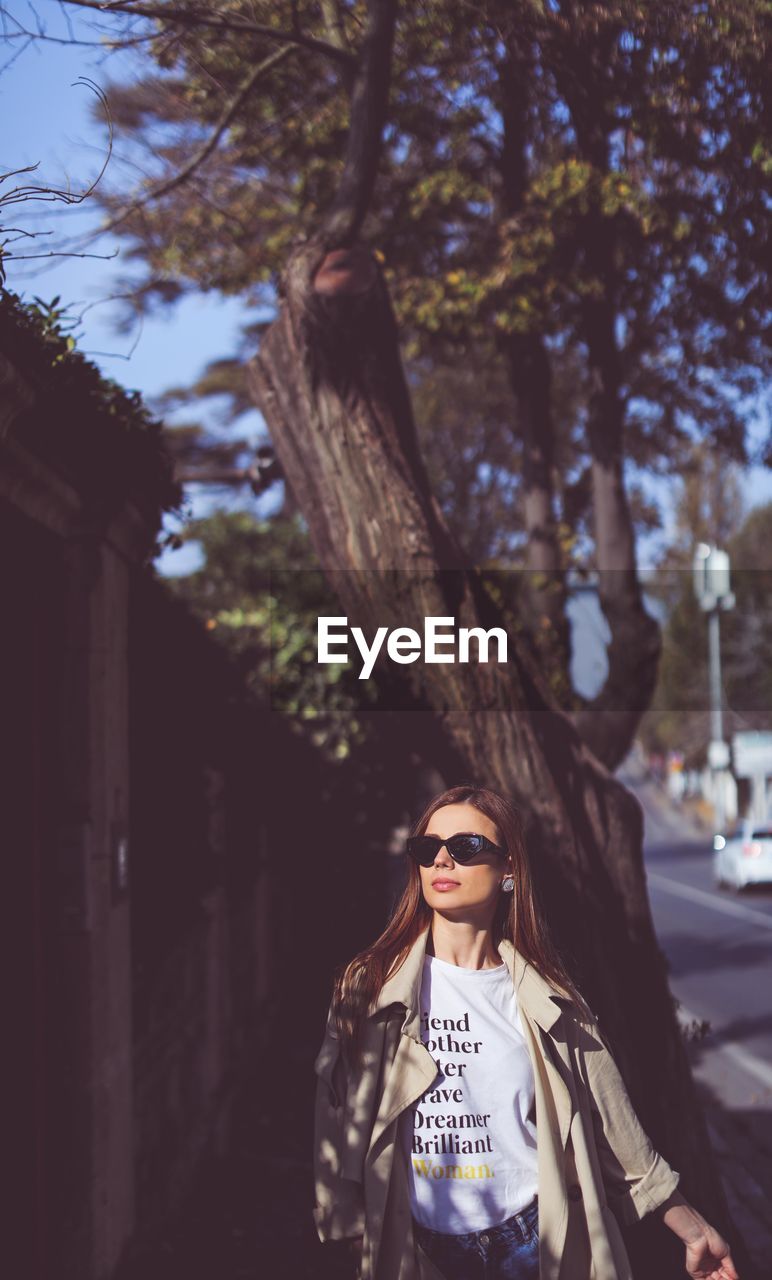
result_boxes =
[313,784,740,1280]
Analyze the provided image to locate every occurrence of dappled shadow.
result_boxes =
[688,1012,772,1056]
[683,1065,772,1278]
[658,932,772,980]
[118,1010,765,1280]
[722,883,772,901]
[112,1016,771,1280]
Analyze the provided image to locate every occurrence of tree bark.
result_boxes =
[245,234,742,1276]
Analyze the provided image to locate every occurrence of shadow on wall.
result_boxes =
[117,692,460,1279]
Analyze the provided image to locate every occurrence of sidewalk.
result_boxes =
[621,755,772,1276]
[678,1008,772,1277]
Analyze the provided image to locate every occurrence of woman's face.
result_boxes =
[418,802,511,919]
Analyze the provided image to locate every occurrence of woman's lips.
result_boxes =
[432,880,460,890]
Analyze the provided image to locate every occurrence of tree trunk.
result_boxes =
[245,232,745,1277]
[572,206,663,774]
[496,41,573,705]
[550,40,663,774]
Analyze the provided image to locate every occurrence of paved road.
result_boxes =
[620,763,772,1273]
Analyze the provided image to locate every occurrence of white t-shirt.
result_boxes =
[399,953,539,1233]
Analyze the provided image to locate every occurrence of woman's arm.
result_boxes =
[652,1189,740,1280]
[573,1013,681,1225]
[574,1013,741,1278]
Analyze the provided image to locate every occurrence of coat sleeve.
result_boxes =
[313,1004,366,1242]
[573,1012,680,1227]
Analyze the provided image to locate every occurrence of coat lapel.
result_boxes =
[498,937,576,1150]
[367,927,439,1155]
[367,1031,438,1156]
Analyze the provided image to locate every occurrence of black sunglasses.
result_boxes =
[405,832,507,867]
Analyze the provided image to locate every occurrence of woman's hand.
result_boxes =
[655,1190,739,1279]
[684,1225,739,1280]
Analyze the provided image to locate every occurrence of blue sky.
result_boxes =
[1,4,769,584]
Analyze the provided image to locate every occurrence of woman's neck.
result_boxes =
[428,915,502,969]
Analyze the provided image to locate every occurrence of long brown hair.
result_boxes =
[332,783,592,1060]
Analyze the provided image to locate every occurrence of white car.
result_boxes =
[713,819,772,891]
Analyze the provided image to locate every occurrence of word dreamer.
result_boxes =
[317,616,508,680]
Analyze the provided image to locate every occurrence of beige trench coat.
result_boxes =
[313,925,680,1280]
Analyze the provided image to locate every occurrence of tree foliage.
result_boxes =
[30,0,769,766]
[55,0,770,553]
[0,285,183,530]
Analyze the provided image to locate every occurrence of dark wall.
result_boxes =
[125,571,390,1245]
[2,499,67,1280]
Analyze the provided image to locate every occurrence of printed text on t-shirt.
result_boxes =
[409,1008,494,1172]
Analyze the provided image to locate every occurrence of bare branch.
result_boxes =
[57,0,358,71]
[0,30,33,74]
[175,457,281,495]
[4,26,159,48]
[2,246,120,263]
[0,3,158,48]
[0,76,113,217]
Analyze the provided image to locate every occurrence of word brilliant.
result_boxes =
[317,616,509,680]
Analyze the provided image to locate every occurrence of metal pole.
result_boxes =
[707,606,725,830]
[708,606,723,745]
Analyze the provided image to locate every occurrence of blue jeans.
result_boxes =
[413,1195,539,1280]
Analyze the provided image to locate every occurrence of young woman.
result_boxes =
[313,784,740,1280]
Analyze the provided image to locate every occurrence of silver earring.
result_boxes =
[501,874,515,892]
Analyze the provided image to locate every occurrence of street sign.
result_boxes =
[732,731,772,779]
[693,544,735,612]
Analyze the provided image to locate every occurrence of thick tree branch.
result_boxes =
[495,35,573,705]
[59,0,358,71]
[318,0,397,246]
